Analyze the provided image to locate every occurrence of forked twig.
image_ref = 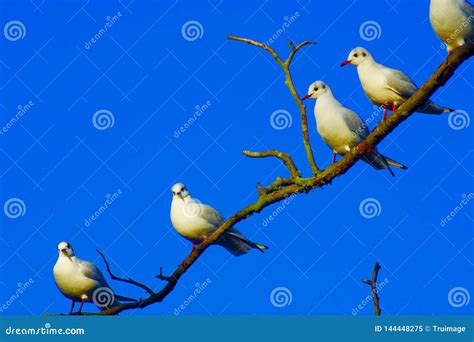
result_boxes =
[97,249,155,296]
[362,262,382,316]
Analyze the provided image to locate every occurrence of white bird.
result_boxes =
[302,80,407,176]
[430,0,474,53]
[341,47,454,120]
[170,183,268,256]
[53,241,133,314]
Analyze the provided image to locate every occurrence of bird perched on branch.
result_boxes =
[430,0,474,53]
[53,241,135,314]
[302,80,407,176]
[340,47,454,120]
[170,183,268,256]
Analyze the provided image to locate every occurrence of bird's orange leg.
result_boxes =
[75,298,85,315]
[69,301,76,315]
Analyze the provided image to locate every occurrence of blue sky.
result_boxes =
[0,0,473,316]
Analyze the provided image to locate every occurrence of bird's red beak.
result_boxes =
[301,94,312,101]
[340,60,352,67]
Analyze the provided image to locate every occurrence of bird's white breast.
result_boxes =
[170,198,215,242]
[314,96,360,154]
[53,257,99,302]
[357,63,396,106]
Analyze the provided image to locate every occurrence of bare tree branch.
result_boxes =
[243,149,301,179]
[228,35,320,175]
[55,42,473,316]
[362,262,382,316]
[96,249,155,296]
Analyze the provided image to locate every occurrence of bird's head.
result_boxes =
[57,241,74,257]
[341,47,372,67]
[171,183,190,200]
[302,80,331,101]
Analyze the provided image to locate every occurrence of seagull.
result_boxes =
[53,241,133,314]
[430,0,474,53]
[302,80,407,176]
[340,47,454,120]
[170,183,268,256]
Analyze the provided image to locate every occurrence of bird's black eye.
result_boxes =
[322,85,326,89]
[314,87,318,91]
[362,52,367,57]
[354,53,358,58]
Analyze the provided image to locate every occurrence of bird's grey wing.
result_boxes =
[201,204,226,228]
[78,259,110,287]
[462,0,474,17]
[341,107,369,141]
[384,68,419,100]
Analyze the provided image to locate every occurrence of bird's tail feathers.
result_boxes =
[417,100,454,115]
[221,231,268,256]
[362,152,408,177]
[361,153,394,176]
[253,243,269,253]
[384,156,408,170]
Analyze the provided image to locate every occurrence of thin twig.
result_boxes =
[156,267,173,282]
[285,40,316,66]
[228,35,320,175]
[227,36,284,67]
[96,249,155,296]
[362,262,382,316]
[243,149,301,179]
[62,42,473,316]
